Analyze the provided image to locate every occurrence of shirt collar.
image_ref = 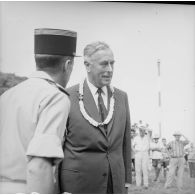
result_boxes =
[86,77,107,96]
[29,71,66,92]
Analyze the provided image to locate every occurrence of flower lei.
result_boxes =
[79,80,115,127]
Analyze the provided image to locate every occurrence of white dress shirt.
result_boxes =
[86,78,108,110]
[133,135,150,153]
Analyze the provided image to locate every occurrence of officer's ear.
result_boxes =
[63,58,74,73]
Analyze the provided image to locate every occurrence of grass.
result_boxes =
[128,165,195,194]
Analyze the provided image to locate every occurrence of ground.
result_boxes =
[128,165,195,194]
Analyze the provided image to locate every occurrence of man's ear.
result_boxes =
[63,59,73,73]
[84,61,91,73]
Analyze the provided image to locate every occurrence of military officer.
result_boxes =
[0,28,78,193]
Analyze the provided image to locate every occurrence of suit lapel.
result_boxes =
[82,80,107,137]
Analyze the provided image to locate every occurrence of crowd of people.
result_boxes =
[131,120,195,191]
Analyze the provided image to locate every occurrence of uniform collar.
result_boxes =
[30,71,68,95]
[30,71,55,82]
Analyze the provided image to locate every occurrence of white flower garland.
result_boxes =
[79,79,115,127]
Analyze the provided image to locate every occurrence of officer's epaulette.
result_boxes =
[44,79,70,96]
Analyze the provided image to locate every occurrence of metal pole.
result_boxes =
[157,59,162,137]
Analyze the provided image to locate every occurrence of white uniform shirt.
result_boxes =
[133,135,150,153]
[150,141,163,159]
[86,78,108,109]
[0,71,70,182]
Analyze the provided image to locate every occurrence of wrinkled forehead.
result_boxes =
[89,49,114,62]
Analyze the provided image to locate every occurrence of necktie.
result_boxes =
[97,88,108,122]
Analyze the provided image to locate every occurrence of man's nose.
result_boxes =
[106,63,113,72]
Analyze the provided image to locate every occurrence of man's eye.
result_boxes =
[110,61,115,65]
[100,61,115,66]
[100,62,108,66]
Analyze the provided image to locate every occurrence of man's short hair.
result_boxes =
[35,54,72,72]
[83,41,110,59]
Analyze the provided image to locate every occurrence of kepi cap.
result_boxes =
[34,28,79,57]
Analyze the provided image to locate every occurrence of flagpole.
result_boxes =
[157,59,162,137]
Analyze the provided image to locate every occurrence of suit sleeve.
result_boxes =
[123,93,132,184]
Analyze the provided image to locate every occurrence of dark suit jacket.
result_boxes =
[59,81,131,193]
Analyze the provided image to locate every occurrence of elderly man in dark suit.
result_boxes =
[59,41,132,194]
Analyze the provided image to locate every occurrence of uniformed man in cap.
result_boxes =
[165,131,189,190]
[0,28,78,193]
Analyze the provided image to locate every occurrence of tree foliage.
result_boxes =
[0,72,27,96]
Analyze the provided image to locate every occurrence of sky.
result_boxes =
[0,2,195,142]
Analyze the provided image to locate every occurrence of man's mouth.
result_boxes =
[102,75,112,79]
